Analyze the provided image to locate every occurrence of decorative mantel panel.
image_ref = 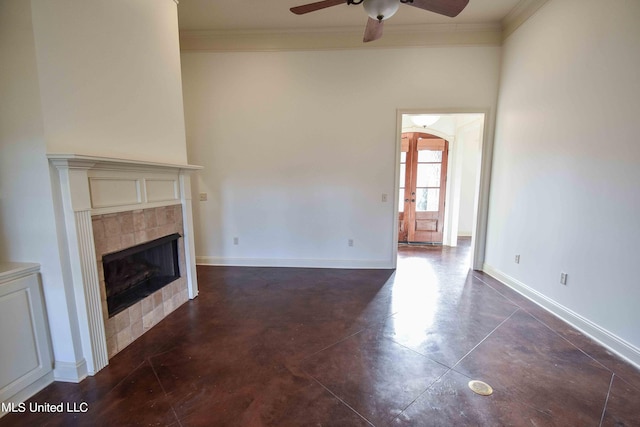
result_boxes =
[48,154,201,378]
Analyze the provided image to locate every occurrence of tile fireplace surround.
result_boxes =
[92,205,188,358]
[48,154,200,381]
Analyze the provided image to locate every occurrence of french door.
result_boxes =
[398,132,449,244]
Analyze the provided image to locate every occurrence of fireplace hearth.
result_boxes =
[103,233,180,317]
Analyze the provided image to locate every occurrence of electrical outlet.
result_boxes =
[515,254,520,264]
[560,272,568,285]
[199,193,208,201]
[233,237,239,245]
[382,193,388,203]
[348,239,354,247]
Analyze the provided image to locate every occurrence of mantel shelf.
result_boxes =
[47,153,202,172]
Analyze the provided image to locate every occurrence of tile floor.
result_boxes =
[2,241,639,426]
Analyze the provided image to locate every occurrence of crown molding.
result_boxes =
[178,0,549,52]
[179,23,502,52]
[502,0,550,40]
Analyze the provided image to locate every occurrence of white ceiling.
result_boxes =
[177,0,524,32]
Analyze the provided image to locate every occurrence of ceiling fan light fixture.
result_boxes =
[363,0,400,21]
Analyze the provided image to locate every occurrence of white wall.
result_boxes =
[486,0,640,359]
[30,0,188,164]
[182,47,501,267]
[0,0,82,371]
[456,119,482,236]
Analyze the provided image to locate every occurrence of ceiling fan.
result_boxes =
[290,0,469,42]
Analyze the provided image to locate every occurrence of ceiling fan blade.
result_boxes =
[363,17,384,43]
[290,0,346,15]
[405,0,469,17]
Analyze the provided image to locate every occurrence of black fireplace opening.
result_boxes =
[103,233,181,318]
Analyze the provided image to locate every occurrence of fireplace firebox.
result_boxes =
[103,233,181,317]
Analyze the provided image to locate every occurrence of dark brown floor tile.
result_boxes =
[80,361,177,426]
[382,273,518,367]
[302,327,448,426]
[3,362,177,427]
[393,369,556,426]
[179,370,371,427]
[149,330,291,418]
[4,242,640,427]
[472,271,640,392]
[454,310,612,425]
[601,375,640,426]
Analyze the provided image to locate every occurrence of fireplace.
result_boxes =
[48,154,200,379]
[93,205,190,359]
[103,233,181,317]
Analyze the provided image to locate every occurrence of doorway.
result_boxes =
[393,111,489,270]
[399,132,449,244]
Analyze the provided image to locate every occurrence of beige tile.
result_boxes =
[106,235,122,254]
[156,207,168,226]
[150,227,162,240]
[119,211,134,234]
[99,279,107,300]
[153,291,163,308]
[92,217,105,241]
[162,285,172,302]
[104,317,117,339]
[101,304,109,324]
[114,309,130,332]
[142,312,155,331]
[171,280,181,296]
[131,320,143,340]
[94,232,107,259]
[120,233,135,249]
[116,328,132,351]
[103,214,121,237]
[178,241,186,267]
[175,205,184,227]
[172,293,182,311]
[134,230,148,244]
[166,206,176,223]
[96,262,104,281]
[163,298,174,316]
[129,301,142,323]
[179,289,189,304]
[133,210,145,232]
[142,296,153,315]
[144,209,157,228]
[106,335,118,359]
[152,304,164,325]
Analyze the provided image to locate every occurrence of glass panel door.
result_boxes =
[399,133,448,244]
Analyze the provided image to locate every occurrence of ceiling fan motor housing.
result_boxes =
[363,0,400,21]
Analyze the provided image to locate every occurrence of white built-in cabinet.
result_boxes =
[0,263,53,416]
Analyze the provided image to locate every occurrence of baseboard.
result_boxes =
[482,263,640,369]
[196,256,393,269]
[0,371,54,418]
[53,359,88,383]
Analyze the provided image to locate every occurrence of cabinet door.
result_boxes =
[0,271,52,403]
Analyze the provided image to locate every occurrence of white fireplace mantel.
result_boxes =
[48,154,201,381]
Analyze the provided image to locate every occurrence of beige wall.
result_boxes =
[182,46,501,267]
[486,0,640,359]
[30,0,188,164]
[0,0,80,366]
